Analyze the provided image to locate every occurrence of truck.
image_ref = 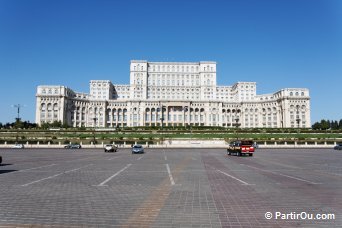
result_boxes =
[227,140,255,157]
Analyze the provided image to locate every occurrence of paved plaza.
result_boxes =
[0,148,341,227]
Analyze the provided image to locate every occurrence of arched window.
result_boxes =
[41,103,46,111]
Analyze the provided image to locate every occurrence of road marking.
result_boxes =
[216,169,250,185]
[241,164,321,184]
[165,164,175,185]
[205,164,251,185]
[21,164,93,186]
[255,159,302,170]
[123,157,190,227]
[108,156,120,161]
[309,163,342,169]
[97,164,132,186]
[19,164,57,172]
[137,155,144,160]
[65,157,96,162]
[163,150,167,161]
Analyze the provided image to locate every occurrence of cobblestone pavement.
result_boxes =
[0,148,341,227]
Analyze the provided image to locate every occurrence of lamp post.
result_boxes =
[188,103,193,142]
[296,105,301,129]
[92,117,97,145]
[12,104,23,122]
[160,106,165,130]
[234,114,240,140]
[160,105,165,131]
[12,104,25,142]
[183,106,188,129]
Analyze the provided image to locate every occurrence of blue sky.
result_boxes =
[0,0,341,124]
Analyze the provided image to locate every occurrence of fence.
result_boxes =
[0,140,339,149]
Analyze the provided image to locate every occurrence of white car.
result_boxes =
[104,144,118,152]
[12,144,24,149]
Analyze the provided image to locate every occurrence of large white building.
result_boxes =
[36,60,311,128]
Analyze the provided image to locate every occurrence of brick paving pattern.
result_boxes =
[0,148,341,227]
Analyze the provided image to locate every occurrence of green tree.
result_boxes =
[312,122,321,130]
[320,120,330,130]
[332,121,339,130]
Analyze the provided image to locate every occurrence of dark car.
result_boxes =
[64,144,82,149]
[227,140,255,156]
[0,155,2,164]
[334,144,342,150]
[132,144,144,154]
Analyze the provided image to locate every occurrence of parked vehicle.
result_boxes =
[0,155,2,164]
[227,140,255,156]
[253,142,259,149]
[64,144,82,149]
[132,144,144,154]
[104,144,118,152]
[12,144,24,149]
[334,143,342,150]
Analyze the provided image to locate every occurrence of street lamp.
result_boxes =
[159,106,165,130]
[11,104,25,142]
[296,105,301,129]
[92,117,97,145]
[12,104,24,122]
[183,106,188,129]
[233,114,240,140]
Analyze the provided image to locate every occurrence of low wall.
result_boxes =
[0,140,338,149]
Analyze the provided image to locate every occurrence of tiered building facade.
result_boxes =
[36,60,311,128]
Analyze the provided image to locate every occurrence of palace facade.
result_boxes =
[36,60,311,128]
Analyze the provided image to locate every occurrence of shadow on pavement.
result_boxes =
[0,163,13,167]
[0,170,17,174]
